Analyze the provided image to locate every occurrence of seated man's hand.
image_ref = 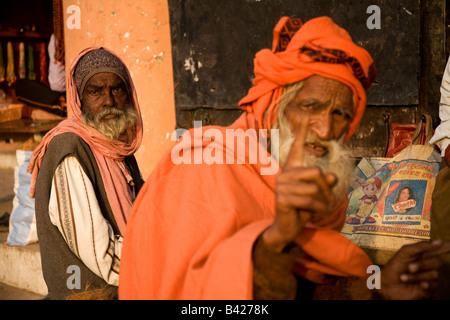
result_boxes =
[379,240,450,300]
[263,115,337,252]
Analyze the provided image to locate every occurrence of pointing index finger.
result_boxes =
[284,113,309,169]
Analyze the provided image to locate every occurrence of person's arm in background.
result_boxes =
[47,33,66,93]
[429,57,450,170]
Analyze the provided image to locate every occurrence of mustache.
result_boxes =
[305,134,326,147]
[80,103,137,140]
[303,133,341,154]
[276,128,353,198]
[81,104,131,124]
[95,107,126,122]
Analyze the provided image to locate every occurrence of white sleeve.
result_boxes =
[48,156,122,286]
[429,58,450,157]
[47,34,66,92]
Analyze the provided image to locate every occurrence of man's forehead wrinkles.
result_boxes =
[86,82,123,89]
[309,95,353,112]
[87,73,124,85]
[298,93,353,107]
[86,84,104,89]
[88,79,124,86]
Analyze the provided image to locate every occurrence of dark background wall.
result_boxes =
[169,0,448,158]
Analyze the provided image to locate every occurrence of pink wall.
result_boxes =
[63,0,176,179]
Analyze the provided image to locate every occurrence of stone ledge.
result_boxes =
[0,231,48,296]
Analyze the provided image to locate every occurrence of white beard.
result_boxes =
[272,116,355,199]
[81,103,138,140]
[270,80,356,199]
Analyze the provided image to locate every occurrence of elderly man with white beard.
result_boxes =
[27,47,145,300]
[119,17,450,300]
[256,75,447,300]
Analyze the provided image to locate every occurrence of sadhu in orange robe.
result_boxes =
[119,16,377,299]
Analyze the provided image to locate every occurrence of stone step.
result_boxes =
[0,229,47,297]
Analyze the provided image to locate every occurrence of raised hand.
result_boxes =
[262,114,337,252]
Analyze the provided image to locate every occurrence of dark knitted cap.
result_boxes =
[74,48,129,96]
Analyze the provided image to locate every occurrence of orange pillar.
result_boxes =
[63,0,176,179]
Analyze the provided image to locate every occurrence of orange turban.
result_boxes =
[238,16,376,141]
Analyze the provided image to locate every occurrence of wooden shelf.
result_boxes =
[0,119,61,134]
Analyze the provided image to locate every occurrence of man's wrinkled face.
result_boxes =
[273,75,357,198]
[81,72,137,140]
[284,75,355,157]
